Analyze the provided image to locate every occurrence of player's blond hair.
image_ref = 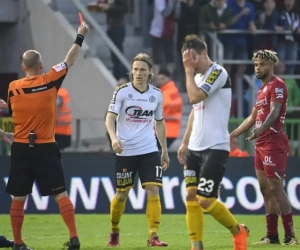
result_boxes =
[252,50,279,65]
[131,53,154,83]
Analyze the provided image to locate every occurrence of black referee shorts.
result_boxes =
[6,142,66,197]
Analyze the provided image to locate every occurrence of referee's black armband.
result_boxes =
[74,34,84,47]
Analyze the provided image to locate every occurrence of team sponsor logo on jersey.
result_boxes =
[206,69,222,84]
[149,96,156,103]
[256,97,268,107]
[257,108,264,115]
[125,106,154,122]
[53,62,66,72]
[128,94,133,98]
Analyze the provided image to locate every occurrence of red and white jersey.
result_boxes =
[108,82,164,156]
[255,76,288,140]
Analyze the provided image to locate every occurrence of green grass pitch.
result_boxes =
[0,214,299,249]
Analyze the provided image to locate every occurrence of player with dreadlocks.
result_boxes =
[231,50,298,246]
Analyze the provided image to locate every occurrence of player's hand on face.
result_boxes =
[78,21,89,36]
[177,143,188,165]
[246,126,264,141]
[161,151,170,170]
[0,99,7,110]
[182,49,198,71]
[111,138,122,154]
[2,133,14,145]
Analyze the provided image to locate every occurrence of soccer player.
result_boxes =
[230,50,298,245]
[105,53,170,247]
[5,22,89,250]
[177,35,249,250]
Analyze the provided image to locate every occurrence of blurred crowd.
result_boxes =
[89,0,300,155]
[90,0,300,116]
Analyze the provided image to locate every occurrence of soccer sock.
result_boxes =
[186,201,204,243]
[58,197,78,239]
[205,200,239,234]
[281,212,295,237]
[266,214,279,237]
[10,199,25,245]
[110,195,126,233]
[146,195,161,238]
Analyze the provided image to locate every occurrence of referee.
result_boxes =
[5,22,89,250]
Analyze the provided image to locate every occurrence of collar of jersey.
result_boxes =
[132,83,149,93]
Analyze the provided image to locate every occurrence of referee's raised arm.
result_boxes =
[64,21,89,69]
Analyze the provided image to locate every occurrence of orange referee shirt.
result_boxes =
[8,62,68,144]
[160,80,183,138]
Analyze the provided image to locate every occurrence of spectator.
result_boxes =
[229,138,250,157]
[56,87,72,150]
[276,0,300,74]
[255,0,283,51]
[156,69,183,148]
[275,0,285,10]
[175,0,201,91]
[199,0,232,33]
[87,0,128,80]
[225,0,256,77]
[150,0,177,76]
[248,0,264,14]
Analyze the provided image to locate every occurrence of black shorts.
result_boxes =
[184,149,229,198]
[115,151,162,191]
[6,142,66,197]
[55,134,71,150]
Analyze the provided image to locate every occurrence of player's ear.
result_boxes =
[21,64,26,72]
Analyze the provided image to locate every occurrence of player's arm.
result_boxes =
[181,108,194,146]
[154,92,168,152]
[63,22,89,69]
[105,86,123,142]
[105,112,118,141]
[260,102,282,132]
[230,107,257,138]
[259,83,285,133]
[185,68,208,104]
[155,120,167,151]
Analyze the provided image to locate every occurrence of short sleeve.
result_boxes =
[271,81,287,103]
[154,92,164,121]
[108,88,123,115]
[198,69,229,96]
[45,62,68,90]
